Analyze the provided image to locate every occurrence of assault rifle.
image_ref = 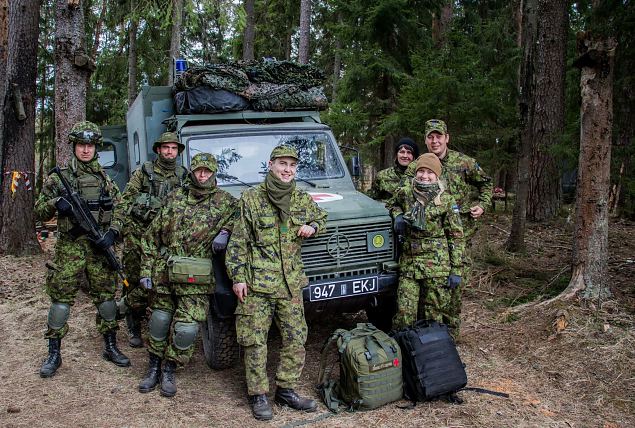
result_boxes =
[49,166,130,288]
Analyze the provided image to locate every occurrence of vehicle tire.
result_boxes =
[365,296,397,332]
[201,314,239,370]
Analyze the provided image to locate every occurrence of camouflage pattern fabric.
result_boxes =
[148,293,208,366]
[140,183,236,295]
[174,64,250,92]
[242,84,328,112]
[35,158,122,339]
[235,293,307,395]
[114,160,187,309]
[368,166,405,203]
[392,276,451,330]
[231,59,325,88]
[387,180,464,330]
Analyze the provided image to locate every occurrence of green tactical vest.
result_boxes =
[128,161,187,222]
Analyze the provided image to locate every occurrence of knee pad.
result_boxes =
[47,302,70,330]
[97,300,117,322]
[149,310,172,341]
[173,322,199,350]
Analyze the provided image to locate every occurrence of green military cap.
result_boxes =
[153,131,185,154]
[68,121,102,145]
[425,119,448,137]
[190,152,218,173]
[269,145,299,161]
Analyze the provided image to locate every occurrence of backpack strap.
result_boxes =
[142,161,155,183]
[317,330,348,414]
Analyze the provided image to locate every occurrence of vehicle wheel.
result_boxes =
[201,314,239,370]
[365,296,397,332]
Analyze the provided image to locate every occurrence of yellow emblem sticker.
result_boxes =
[372,234,385,248]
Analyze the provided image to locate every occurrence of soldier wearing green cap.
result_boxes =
[113,131,187,348]
[136,152,236,397]
[227,144,327,421]
[35,121,131,378]
[404,119,493,336]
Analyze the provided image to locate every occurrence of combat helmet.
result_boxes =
[190,153,218,173]
[153,132,185,154]
[68,121,103,146]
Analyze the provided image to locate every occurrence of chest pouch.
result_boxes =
[166,256,213,285]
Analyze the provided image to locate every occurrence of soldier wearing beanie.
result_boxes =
[369,137,420,203]
[405,119,493,337]
[137,153,236,397]
[227,145,327,421]
[388,151,465,334]
[112,131,188,348]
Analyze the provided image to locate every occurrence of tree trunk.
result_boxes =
[331,11,342,100]
[168,0,184,86]
[506,0,537,252]
[526,0,567,221]
[298,0,310,64]
[563,34,616,302]
[54,0,91,167]
[128,0,138,107]
[431,1,452,48]
[0,0,41,255]
[242,0,255,60]
[0,0,8,183]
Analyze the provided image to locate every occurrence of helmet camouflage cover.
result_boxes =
[68,121,102,145]
[190,153,218,173]
[153,131,185,154]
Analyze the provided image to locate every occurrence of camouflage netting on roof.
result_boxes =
[173,59,328,112]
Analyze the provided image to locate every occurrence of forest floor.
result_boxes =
[0,212,634,428]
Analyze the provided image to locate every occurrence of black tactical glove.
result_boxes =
[212,229,230,254]
[55,197,74,217]
[140,277,153,290]
[393,214,407,235]
[94,228,118,250]
[447,274,462,290]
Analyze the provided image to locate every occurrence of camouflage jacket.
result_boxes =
[388,180,465,279]
[35,158,121,237]
[140,184,236,295]
[406,149,492,215]
[226,183,327,298]
[113,160,187,235]
[368,166,405,203]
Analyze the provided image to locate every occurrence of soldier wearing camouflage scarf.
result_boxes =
[113,132,187,348]
[35,121,130,378]
[368,137,420,203]
[227,145,327,421]
[388,153,465,333]
[137,153,236,397]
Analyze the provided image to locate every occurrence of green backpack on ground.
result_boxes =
[317,323,403,412]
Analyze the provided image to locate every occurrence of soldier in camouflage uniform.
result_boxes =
[35,121,130,378]
[137,153,235,397]
[113,132,187,348]
[388,153,465,331]
[227,145,327,421]
[368,137,419,203]
[405,119,493,335]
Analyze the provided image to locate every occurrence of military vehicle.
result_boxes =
[100,85,399,369]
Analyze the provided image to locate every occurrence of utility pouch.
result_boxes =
[166,256,212,285]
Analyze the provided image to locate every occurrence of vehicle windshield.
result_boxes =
[187,132,344,185]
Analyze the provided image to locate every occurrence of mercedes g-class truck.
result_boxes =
[101,85,399,369]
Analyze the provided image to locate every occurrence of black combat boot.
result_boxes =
[274,388,318,412]
[249,394,273,421]
[126,310,144,348]
[102,331,131,367]
[138,353,162,393]
[39,338,62,378]
[160,360,177,397]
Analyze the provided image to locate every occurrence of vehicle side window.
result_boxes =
[98,142,116,168]
[133,131,141,165]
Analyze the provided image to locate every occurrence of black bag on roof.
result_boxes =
[174,87,250,114]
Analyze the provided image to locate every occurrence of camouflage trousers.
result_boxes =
[235,293,307,395]
[148,292,208,366]
[44,236,118,339]
[121,233,149,310]
[392,276,455,330]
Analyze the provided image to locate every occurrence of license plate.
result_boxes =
[309,276,379,302]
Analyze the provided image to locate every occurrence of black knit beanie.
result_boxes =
[395,137,420,159]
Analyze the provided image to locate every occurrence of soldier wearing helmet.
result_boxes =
[34,121,131,378]
[226,145,327,421]
[112,131,187,348]
[136,153,236,398]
